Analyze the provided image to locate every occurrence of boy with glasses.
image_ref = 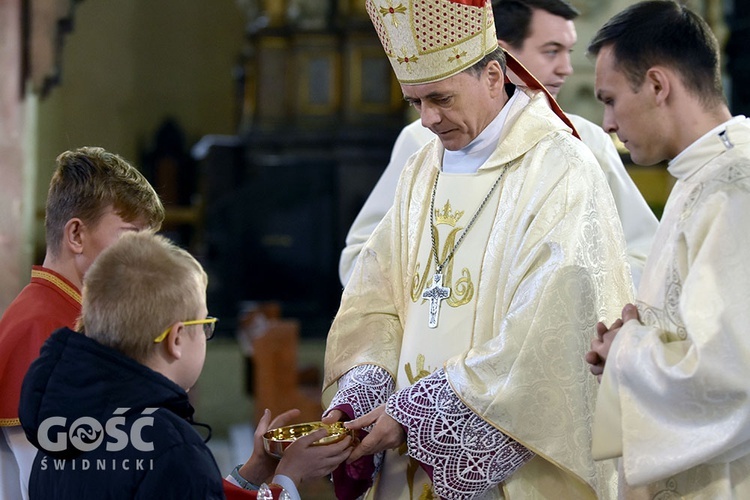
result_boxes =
[0,147,164,500]
[18,232,351,499]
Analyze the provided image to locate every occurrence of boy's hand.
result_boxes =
[238,408,301,485]
[275,428,353,485]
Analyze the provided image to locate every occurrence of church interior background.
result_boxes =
[0,0,747,496]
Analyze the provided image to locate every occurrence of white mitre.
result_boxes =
[366,0,499,84]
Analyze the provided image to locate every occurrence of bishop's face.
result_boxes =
[402,61,505,151]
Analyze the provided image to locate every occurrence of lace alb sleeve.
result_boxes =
[325,364,395,421]
[386,369,534,499]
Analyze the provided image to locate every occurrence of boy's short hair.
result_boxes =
[80,232,207,362]
[45,147,165,257]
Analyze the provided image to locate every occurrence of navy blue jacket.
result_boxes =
[19,328,225,499]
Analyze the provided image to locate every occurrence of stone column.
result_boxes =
[0,0,27,311]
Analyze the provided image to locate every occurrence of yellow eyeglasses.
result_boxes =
[154,317,218,343]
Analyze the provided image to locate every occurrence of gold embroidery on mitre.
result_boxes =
[434,200,463,226]
[397,48,419,72]
[366,0,498,84]
[379,1,407,27]
[367,0,394,55]
[447,48,468,64]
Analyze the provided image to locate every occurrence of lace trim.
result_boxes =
[326,365,395,427]
[386,369,534,499]
[326,365,394,485]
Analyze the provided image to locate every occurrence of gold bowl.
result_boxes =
[263,421,352,459]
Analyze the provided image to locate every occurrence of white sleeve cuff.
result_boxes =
[272,474,301,500]
[224,474,243,488]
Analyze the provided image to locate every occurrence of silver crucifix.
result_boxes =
[422,273,451,328]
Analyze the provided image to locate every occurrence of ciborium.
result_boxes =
[263,421,352,459]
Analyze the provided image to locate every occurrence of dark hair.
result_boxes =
[45,147,165,257]
[587,0,725,107]
[463,46,507,78]
[493,0,579,49]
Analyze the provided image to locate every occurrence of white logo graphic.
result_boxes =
[37,408,156,453]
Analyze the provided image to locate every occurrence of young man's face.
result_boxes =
[402,62,502,151]
[595,45,666,166]
[503,8,576,98]
[77,206,148,276]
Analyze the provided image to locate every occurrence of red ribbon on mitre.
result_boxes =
[504,50,580,139]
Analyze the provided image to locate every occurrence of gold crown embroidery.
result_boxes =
[434,200,463,226]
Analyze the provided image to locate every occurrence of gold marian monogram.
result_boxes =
[411,199,475,306]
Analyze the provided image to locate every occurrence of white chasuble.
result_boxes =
[593,117,750,499]
[325,89,634,499]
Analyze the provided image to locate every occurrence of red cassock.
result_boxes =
[0,266,81,426]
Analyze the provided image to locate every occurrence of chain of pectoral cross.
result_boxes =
[422,165,510,328]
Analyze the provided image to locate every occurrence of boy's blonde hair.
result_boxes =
[45,147,165,258]
[80,232,208,362]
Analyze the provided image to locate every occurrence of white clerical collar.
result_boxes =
[669,115,747,180]
[442,89,522,174]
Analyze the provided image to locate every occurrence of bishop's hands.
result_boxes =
[275,427,353,486]
[586,303,640,382]
[323,404,406,463]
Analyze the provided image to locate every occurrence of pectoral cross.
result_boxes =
[422,273,451,329]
